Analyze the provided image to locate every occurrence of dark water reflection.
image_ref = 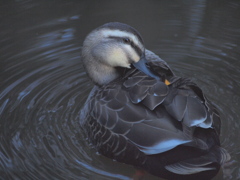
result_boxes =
[1,1,240,179]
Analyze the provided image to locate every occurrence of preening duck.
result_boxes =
[80,22,229,180]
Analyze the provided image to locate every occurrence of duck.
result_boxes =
[80,22,229,180]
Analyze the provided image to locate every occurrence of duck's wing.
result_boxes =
[145,49,220,133]
[82,69,220,156]
[83,80,191,155]
[81,50,220,156]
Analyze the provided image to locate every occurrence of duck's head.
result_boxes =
[82,22,157,85]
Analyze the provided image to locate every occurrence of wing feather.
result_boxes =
[81,50,220,157]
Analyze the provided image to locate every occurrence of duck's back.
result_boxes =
[80,50,228,180]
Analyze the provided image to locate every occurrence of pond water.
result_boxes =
[0,0,240,179]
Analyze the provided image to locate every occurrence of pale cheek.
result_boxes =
[107,48,130,68]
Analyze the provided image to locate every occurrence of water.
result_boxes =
[0,0,240,179]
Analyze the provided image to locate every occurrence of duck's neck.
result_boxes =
[85,60,121,85]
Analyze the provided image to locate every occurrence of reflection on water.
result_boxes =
[0,1,240,180]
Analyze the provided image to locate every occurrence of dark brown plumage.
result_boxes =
[80,22,229,180]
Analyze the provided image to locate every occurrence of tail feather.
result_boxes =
[165,146,230,175]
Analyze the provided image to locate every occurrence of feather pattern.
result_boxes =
[80,23,229,179]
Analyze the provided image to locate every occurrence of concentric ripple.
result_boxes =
[1,1,240,180]
[0,28,133,180]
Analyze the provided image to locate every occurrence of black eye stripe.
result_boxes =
[131,42,142,56]
[108,36,142,56]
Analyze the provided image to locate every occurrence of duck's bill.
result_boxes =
[133,55,160,80]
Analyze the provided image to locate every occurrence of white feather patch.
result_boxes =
[138,139,191,155]
[165,162,215,175]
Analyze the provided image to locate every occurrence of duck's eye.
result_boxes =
[123,38,131,44]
